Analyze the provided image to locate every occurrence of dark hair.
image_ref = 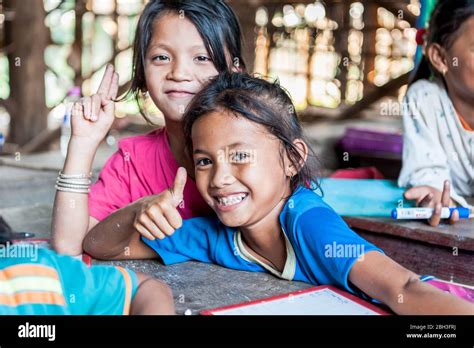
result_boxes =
[124,0,247,124]
[411,0,474,85]
[0,215,12,246]
[183,72,321,193]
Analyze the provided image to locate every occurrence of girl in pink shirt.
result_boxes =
[52,0,245,256]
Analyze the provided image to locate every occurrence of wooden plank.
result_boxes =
[357,230,474,286]
[344,216,474,251]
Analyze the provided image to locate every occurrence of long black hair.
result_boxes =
[183,72,321,193]
[410,0,474,85]
[125,0,247,123]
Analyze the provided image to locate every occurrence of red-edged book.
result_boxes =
[201,285,389,315]
[11,238,92,266]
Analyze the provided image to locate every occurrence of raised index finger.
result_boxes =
[441,180,451,206]
[107,72,119,100]
[97,64,114,98]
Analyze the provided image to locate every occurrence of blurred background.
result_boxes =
[0,0,434,178]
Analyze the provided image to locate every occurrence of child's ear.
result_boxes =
[285,139,309,177]
[426,43,449,76]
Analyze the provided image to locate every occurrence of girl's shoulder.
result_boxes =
[283,186,334,218]
[281,187,355,241]
[404,78,452,122]
[406,78,446,99]
[116,127,167,152]
[112,128,175,166]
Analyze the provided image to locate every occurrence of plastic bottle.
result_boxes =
[60,86,81,157]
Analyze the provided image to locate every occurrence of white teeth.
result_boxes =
[217,194,247,206]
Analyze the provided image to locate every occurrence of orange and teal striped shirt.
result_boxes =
[0,245,137,315]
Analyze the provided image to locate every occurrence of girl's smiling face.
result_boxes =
[145,13,220,121]
[192,110,293,228]
[445,16,474,99]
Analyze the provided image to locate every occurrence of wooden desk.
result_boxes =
[344,216,474,286]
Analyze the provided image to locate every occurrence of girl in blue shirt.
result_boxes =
[85,72,474,315]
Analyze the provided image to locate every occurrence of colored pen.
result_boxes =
[391,207,473,220]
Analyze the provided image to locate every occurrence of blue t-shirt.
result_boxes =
[143,186,383,294]
[0,247,138,315]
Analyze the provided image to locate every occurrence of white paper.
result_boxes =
[212,288,380,315]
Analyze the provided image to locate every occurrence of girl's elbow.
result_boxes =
[82,233,122,260]
[376,273,415,306]
[82,234,106,259]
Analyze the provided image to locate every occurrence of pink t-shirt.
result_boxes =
[88,128,213,221]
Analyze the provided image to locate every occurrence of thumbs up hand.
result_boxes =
[133,167,187,240]
[167,167,187,208]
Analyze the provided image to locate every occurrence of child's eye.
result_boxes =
[195,55,211,62]
[152,55,170,62]
[231,152,251,163]
[196,158,212,167]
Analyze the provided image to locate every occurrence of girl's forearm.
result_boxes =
[83,201,140,259]
[390,279,474,315]
[51,137,98,256]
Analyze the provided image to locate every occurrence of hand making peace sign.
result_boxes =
[70,64,119,146]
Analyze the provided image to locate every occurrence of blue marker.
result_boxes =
[391,207,473,220]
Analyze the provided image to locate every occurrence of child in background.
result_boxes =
[52,0,244,256]
[398,0,474,226]
[0,240,174,315]
[84,72,474,315]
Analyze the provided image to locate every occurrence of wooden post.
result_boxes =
[69,0,86,87]
[331,1,349,104]
[4,0,49,147]
[363,0,377,87]
[227,0,259,73]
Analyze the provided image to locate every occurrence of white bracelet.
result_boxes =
[56,171,92,194]
[55,185,90,194]
[56,178,91,185]
[58,171,92,179]
[56,182,90,189]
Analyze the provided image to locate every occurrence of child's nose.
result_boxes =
[167,58,192,82]
[210,164,236,188]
